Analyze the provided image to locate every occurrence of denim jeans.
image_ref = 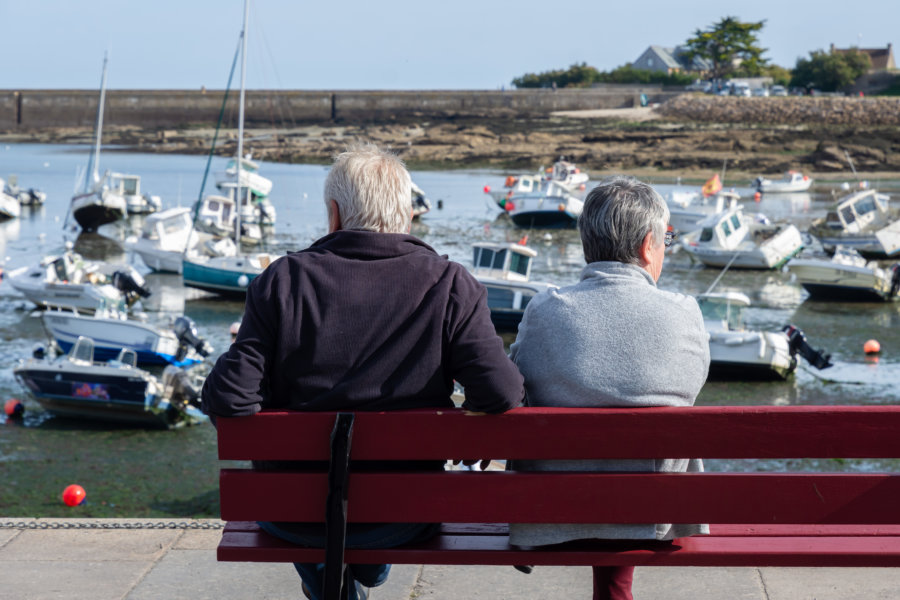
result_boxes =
[258,521,439,600]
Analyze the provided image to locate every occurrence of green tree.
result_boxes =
[683,16,768,80]
[512,62,601,88]
[761,64,792,87]
[790,49,871,92]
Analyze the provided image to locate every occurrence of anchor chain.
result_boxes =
[0,519,224,530]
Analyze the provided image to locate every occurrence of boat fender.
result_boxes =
[890,264,900,297]
[782,325,833,370]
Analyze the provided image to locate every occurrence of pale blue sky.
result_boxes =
[1,0,896,90]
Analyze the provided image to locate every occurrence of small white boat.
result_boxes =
[411,181,431,219]
[4,175,46,206]
[218,181,276,227]
[680,207,804,269]
[215,156,273,198]
[195,193,264,245]
[41,308,213,367]
[699,292,832,380]
[503,181,584,229]
[470,242,558,332]
[0,179,22,220]
[808,188,900,258]
[13,336,207,428]
[753,171,813,193]
[107,172,162,215]
[787,247,900,302]
[667,190,740,234]
[486,158,589,211]
[5,250,149,313]
[126,207,236,274]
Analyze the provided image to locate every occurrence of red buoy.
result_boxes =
[4,398,23,418]
[62,484,87,507]
[864,339,881,355]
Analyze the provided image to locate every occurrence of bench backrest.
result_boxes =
[217,406,900,526]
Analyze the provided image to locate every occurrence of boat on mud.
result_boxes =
[787,246,900,302]
[753,171,813,193]
[807,188,900,259]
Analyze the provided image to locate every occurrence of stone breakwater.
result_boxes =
[658,94,900,126]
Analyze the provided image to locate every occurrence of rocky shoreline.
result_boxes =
[4,95,900,181]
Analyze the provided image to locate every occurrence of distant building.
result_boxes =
[632,46,712,75]
[829,43,896,71]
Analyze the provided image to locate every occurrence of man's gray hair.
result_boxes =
[324,143,412,233]
[578,175,669,265]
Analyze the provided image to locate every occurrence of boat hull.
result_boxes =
[182,258,262,298]
[72,194,126,232]
[509,210,578,229]
[788,259,895,301]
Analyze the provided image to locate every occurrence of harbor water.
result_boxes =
[1,143,899,518]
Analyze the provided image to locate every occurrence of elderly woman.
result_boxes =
[508,175,710,600]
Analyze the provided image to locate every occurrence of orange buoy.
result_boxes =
[4,398,23,418]
[864,339,881,355]
[62,484,87,507]
[754,192,761,202]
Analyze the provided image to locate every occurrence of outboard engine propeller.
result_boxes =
[161,365,202,410]
[783,325,833,370]
[173,316,213,363]
[889,264,900,298]
[112,267,152,305]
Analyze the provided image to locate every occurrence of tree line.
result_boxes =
[513,16,881,93]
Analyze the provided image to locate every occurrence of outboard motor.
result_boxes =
[173,316,213,363]
[890,264,900,298]
[112,267,152,304]
[783,325,833,370]
[161,365,202,410]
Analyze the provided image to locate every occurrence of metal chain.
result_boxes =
[0,519,224,530]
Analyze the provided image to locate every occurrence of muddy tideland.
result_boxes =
[5,95,900,183]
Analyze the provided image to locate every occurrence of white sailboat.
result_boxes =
[69,55,127,232]
[182,0,279,297]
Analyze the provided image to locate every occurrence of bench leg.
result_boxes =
[323,413,355,600]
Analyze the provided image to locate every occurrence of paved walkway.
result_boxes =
[3,518,900,599]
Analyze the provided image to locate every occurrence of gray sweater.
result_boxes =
[508,261,710,546]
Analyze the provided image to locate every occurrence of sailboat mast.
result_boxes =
[234,0,249,249]
[84,53,108,193]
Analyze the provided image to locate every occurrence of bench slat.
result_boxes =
[216,406,900,461]
[220,470,900,524]
[218,524,900,567]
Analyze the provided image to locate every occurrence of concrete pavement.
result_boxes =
[2,518,900,599]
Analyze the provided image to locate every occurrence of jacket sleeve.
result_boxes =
[200,269,278,420]
[446,268,524,413]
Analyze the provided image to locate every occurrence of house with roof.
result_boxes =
[632,46,712,74]
[829,43,895,71]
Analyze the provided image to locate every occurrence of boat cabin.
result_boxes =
[696,208,749,250]
[196,195,235,232]
[823,189,890,234]
[471,242,536,283]
[697,292,751,333]
[140,208,194,247]
[108,173,142,197]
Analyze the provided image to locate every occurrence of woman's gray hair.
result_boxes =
[578,175,669,265]
[324,143,412,233]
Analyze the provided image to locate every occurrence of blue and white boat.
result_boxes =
[40,308,212,367]
[181,0,279,296]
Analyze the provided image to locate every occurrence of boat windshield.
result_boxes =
[485,285,515,309]
[699,299,744,331]
[699,228,714,242]
[509,252,530,277]
[855,196,877,217]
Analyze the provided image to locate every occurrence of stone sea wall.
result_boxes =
[657,94,900,126]
[0,88,680,130]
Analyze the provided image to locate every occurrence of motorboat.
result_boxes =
[787,247,900,302]
[680,207,803,269]
[0,179,22,220]
[68,56,127,232]
[126,207,236,274]
[4,250,150,313]
[411,181,431,219]
[41,308,213,367]
[753,171,813,193]
[470,241,557,332]
[194,193,263,245]
[807,188,900,258]
[666,190,740,234]
[219,181,276,228]
[486,158,589,211]
[699,292,832,380]
[502,181,584,229]
[215,156,273,199]
[13,336,207,428]
[107,172,162,215]
[4,175,46,206]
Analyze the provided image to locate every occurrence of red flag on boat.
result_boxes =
[701,173,723,197]
[517,235,529,246]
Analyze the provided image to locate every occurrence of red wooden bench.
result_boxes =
[215,406,900,599]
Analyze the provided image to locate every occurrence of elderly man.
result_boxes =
[508,175,710,600]
[202,143,524,600]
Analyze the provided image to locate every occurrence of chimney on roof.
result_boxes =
[830,43,835,53]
